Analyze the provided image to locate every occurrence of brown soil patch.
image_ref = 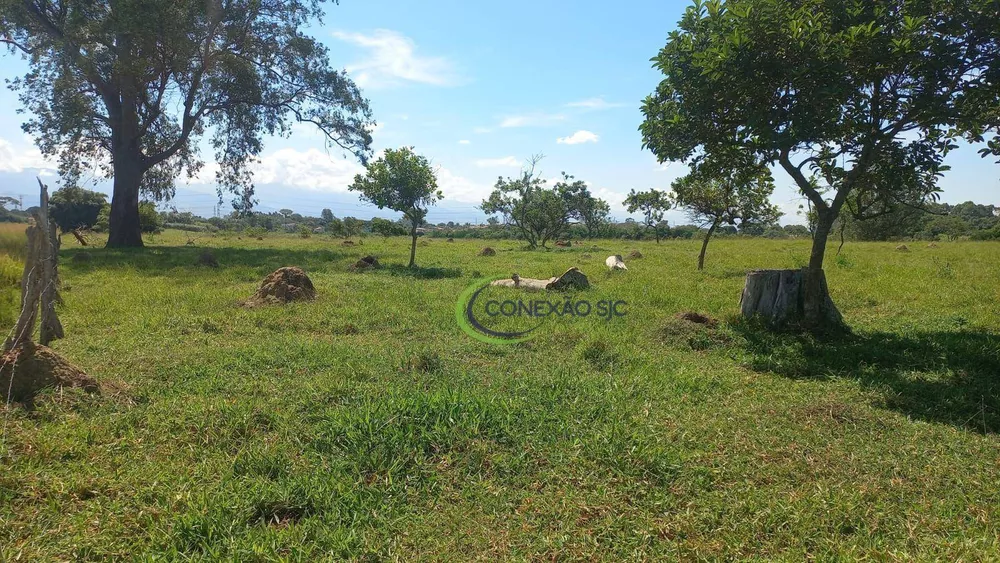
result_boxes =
[478,247,496,256]
[895,244,910,252]
[350,255,381,271]
[628,250,644,259]
[245,267,316,307]
[676,311,718,328]
[0,342,99,405]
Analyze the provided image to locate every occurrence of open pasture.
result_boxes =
[1,231,999,560]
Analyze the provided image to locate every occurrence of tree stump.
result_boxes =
[490,267,590,291]
[739,268,845,331]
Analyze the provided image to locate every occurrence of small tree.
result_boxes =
[371,217,407,237]
[556,173,611,239]
[49,186,108,233]
[321,209,335,224]
[672,162,781,270]
[327,217,345,238]
[138,202,162,233]
[342,217,363,238]
[481,155,571,249]
[623,189,672,243]
[349,147,442,268]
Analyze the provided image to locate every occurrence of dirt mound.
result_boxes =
[479,247,496,256]
[0,343,99,404]
[196,250,219,268]
[548,267,590,290]
[245,267,316,307]
[895,244,910,252]
[350,255,381,271]
[628,250,644,259]
[447,237,455,242]
[676,311,718,328]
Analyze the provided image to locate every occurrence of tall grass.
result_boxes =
[0,223,26,326]
[0,222,27,261]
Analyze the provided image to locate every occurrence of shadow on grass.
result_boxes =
[382,264,463,279]
[731,319,1000,433]
[61,245,352,278]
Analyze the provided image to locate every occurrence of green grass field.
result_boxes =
[2,229,999,560]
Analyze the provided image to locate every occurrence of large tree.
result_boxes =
[672,160,781,270]
[348,147,441,268]
[641,0,1000,329]
[1,0,374,247]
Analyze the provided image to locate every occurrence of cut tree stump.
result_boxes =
[739,268,845,331]
[490,267,590,291]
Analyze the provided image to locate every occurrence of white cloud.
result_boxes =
[458,140,471,145]
[0,138,55,173]
[655,163,672,172]
[332,29,461,89]
[499,113,566,128]
[566,97,626,111]
[473,127,492,134]
[435,166,492,204]
[475,156,521,168]
[248,148,366,191]
[556,130,599,145]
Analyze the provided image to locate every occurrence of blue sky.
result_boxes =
[0,0,997,225]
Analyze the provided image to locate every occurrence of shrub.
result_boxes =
[49,186,107,233]
[164,223,209,232]
[139,202,163,233]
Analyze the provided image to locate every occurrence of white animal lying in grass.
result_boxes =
[605,255,628,271]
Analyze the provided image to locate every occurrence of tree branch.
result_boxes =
[779,148,828,212]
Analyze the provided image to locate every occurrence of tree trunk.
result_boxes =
[740,268,845,332]
[809,210,835,270]
[698,222,718,271]
[408,224,418,268]
[106,153,144,248]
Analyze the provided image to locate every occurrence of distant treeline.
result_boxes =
[1,195,997,242]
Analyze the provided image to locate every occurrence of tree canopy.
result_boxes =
[556,173,612,239]
[481,156,606,248]
[641,0,1000,270]
[49,185,107,233]
[349,147,441,267]
[623,189,672,243]
[1,0,374,247]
